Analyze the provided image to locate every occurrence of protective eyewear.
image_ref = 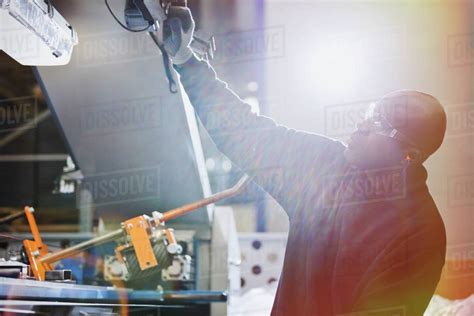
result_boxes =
[363,102,417,147]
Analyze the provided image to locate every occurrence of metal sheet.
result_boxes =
[0,277,226,304]
[34,0,211,225]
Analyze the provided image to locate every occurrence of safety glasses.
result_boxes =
[363,102,417,147]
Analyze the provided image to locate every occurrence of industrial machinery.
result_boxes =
[21,176,248,284]
[0,176,248,315]
[0,0,233,314]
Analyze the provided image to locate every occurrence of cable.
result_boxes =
[149,32,178,94]
[0,233,23,241]
[104,0,150,32]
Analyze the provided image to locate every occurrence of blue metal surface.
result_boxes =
[0,277,226,304]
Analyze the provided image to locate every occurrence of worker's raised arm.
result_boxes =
[163,8,344,214]
[176,57,342,206]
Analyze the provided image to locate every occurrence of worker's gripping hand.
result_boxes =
[163,7,195,65]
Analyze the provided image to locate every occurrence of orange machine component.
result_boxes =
[122,216,157,270]
[114,244,128,264]
[23,206,51,280]
[164,228,181,254]
[165,228,177,246]
[17,177,249,280]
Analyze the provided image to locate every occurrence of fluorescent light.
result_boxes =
[0,0,78,65]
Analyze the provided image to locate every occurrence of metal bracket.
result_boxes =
[191,30,216,62]
[122,216,158,270]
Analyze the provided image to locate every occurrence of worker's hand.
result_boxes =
[163,7,195,65]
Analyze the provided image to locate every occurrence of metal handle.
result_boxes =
[39,175,250,264]
[159,175,250,223]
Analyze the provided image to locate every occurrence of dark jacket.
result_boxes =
[175,56,446,316]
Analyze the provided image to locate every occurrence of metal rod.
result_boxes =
[40,175,250,264]
[159,175,250,223]
[0,211,24,226]
[0,110,50,149]
[0,154,69,162]
[40,229,123,264]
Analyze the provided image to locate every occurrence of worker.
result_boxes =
[162,8,447,316]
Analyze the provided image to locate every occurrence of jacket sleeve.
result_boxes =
[175,56,344,215]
